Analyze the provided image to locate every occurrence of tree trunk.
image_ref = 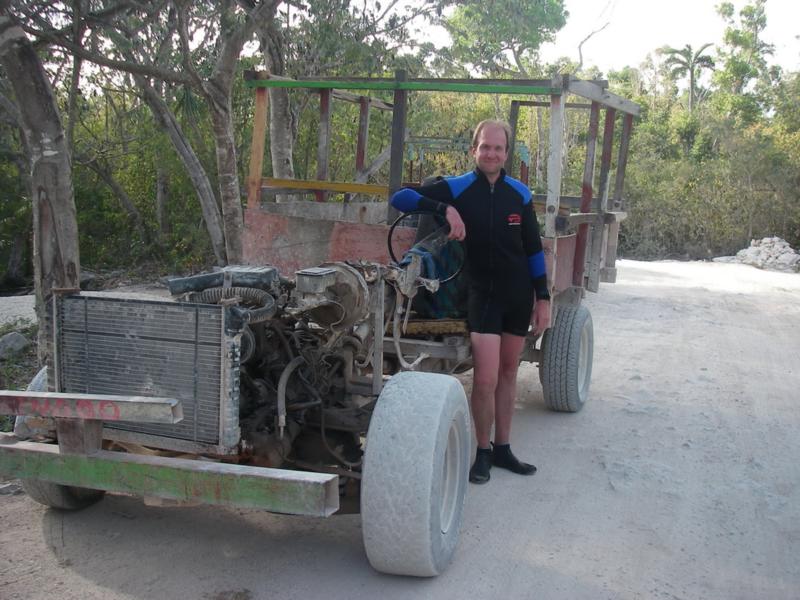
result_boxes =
[156,160,170,237]
[207,99,243,263]
[535,107,545,186]
[0,13,80,365]
[137,77,227,265]
[269,87,296,199]
[85,159,150,244]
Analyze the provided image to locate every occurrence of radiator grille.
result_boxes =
[57,295,228,446]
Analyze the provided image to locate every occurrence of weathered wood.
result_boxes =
[505,101,521,173]
[247,87,269,210]
[568,79,641,116]
[512,101,593,109]
[573,101,600,287]
[566,211,626,226]
[0,436,339,517]
[332,89,393,110]
[315,88,332,202]
[0,391,183,423]
[545,90,565,238]
[387,70,408,223]
[263,178,387,196]
[56,418,102,454]
[356,96,370,173]
[605,113,635,276]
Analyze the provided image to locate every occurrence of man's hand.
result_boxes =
[445,205,466,241]
[531,299,551,336]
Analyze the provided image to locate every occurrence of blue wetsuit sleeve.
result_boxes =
[390,179,454,215]
[521,201,550,301]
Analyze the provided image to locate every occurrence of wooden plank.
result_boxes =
[567,211,625,226]
[545,90,565,238]
[0,437,339,517]
[505,100,520,173]
[246,78,558,95]
[512,101,593,109]
[262,178,387,196]
[356,96,370,173]
[568,80,641,116]
[331,89,392,110]
[387,70,408,223]
[315,89,332,202]
[606,113,635,275]
[247,87,269,210]
[56,418,102,454]
[573,101,600,286]
[0,391,183,423]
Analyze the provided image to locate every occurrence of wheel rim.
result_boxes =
[577,319,591,401]
[440,418,462,534]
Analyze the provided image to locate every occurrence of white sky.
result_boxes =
[537,0,799,73]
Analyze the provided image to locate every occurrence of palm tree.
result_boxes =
[661,43,716,112]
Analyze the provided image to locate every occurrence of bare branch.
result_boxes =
[577,21,610,71]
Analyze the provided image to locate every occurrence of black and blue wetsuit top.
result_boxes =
[390,168,550,301]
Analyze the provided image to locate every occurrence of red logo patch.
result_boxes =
[507,213,521,225]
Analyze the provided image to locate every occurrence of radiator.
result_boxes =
[54,295,241,454]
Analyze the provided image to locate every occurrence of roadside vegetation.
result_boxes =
[0,0,796,290]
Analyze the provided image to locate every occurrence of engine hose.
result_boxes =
[277,356,306,438]
[188,286,277,324]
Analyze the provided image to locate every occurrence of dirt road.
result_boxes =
[1,259,799,599]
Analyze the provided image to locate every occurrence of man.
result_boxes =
[390,119,551,484]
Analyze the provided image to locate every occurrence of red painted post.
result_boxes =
[572,102,600,286]
[520,161,529,186]
[355,96,370,174]
[315,88,332,202]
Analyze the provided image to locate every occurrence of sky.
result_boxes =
[537,0,799,73]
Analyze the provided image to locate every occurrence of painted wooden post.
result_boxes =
[586,107,616,292]
[545,78,566,307]
[387,70,408,223]
[505,100,520,175]
[520,161,528,186]
[315,88,332,202]
[355,96,370,174]
[572,101,600,286]
[247,84,269,210]
[603,113,634,281]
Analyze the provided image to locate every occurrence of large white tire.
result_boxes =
[361,372,471,577]
[540,304,594,412]
[18,367,105,510]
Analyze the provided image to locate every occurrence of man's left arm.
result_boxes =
[521,200,551,335]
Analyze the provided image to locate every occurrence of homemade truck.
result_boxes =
[0,74,639,577]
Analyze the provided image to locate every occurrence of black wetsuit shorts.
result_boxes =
[468,284,534,337]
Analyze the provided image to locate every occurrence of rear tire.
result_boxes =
[19,367,106,510]
[540,304,594,412]
[361,372,470,577]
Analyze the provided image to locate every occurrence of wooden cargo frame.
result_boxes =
[243,70,639,299]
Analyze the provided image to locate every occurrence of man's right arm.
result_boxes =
[390,180,465,240]
[390,179,453,217]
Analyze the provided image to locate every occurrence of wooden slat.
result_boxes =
[512,101,593,109]
[0,391,183,423]
[261,178,387,196]
[247,87,269,210]
[331,89,393,110]
[568,80,641,116]
[387,70,408,223]
[315,89,332,202]
[356,96,370,173]
[573,101,600,286]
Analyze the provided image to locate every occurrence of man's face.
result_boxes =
[471,125,508,177]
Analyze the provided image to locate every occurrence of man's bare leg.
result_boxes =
[492,333,537,475]
[468,333,501,483]
[493,333,526,444]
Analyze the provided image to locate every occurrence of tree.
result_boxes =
[12,1,281,265]
[0,5,79,360]
[660,43,715,112]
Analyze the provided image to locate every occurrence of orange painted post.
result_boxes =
[247,86,269,210]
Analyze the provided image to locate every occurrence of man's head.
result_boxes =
[470,120,511,179]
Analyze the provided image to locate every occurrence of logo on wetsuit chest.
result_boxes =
[507,213,521,226]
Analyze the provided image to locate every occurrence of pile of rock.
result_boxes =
[0,330,29,361]
[714,237,800,272]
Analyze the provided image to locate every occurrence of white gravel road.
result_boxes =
[1,260,799,599]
